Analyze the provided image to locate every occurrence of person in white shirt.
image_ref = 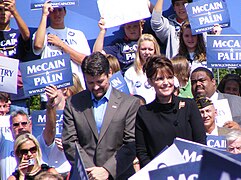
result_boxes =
[32,0,90,108]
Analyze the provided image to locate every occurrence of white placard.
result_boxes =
[97,0,151,28]
[0,115,10,128]
[129,144,185,180]
[0,56,19,94]
[213,99,232,127]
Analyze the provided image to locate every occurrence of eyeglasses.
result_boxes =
[12,121,29,127]
[19,146,37,156]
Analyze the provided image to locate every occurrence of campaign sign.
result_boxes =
[97,0,151,28]
[174,138,207,162]
[149,161,200,180]
[31,110,63,138]
[207,35,241,68]
[206,135,226,150]
[70,142,88,180]
[31,0,78,10]
[129,144,185,180]
[185,0,230,35]
[110,71,130,95]
[0,115,11,134]
[0,56,19,94]
[199,148,241,179]
[20,54,73,96]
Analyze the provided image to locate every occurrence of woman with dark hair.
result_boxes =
[178,20,207,72]
[217,74,241,96]
[135,55,206,168]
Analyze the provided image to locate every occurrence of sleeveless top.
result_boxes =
[12,164,52,180]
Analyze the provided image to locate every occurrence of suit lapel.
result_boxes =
[98,89,121,143]
[83,93,98,139]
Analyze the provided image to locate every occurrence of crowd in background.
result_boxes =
[1,0,241,179]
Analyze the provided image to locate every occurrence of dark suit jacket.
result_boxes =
[62,88,140,179]
[218,92,241,125]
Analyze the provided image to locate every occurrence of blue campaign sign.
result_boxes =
[31,0,78,10]
[206,135,226,150]
[20,54,73,96]
[207,35,241,68]
[149,161,200,180]
[199,148,241,179]
[110,71,130,95]
[31,110,64,138]
[186,0,230,35]
[174,138,207,162]
[71,142,88,180]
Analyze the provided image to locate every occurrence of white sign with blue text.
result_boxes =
[20,54,73,96]
[129,144,185,180]
[207,35,241,68]
[186,0,230,35]
[0,56,19,94]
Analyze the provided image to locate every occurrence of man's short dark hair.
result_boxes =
[192,67,214,80]
[81,52,110,76]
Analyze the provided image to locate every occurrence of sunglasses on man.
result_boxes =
[12,121,29,127]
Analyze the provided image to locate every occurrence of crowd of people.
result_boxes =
[1,0,241,179]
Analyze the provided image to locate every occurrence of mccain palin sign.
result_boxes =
[207,35,241,68]
[186,0,230,35]
[20,54,73,96]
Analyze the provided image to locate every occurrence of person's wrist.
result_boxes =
[58,41,64,50]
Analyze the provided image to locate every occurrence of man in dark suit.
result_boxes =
[62,52,140,180]
[191,67,241,127]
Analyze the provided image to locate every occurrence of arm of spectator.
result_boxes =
[147,0,154,13]
[33,0,52,51]
[47,34,87,65]
[223,121,241,130]
[93,18,107,54]
[153,0,163,13]
[43,85,58,146]
[4,0,30,41]
[151,0,170,44]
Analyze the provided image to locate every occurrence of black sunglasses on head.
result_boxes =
[12,121,28,127]
[19,146,37,156]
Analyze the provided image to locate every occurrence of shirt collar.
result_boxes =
[210,91,219,102]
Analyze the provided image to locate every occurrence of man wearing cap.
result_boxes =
[195,95,241,136]
[191,67,241,128]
